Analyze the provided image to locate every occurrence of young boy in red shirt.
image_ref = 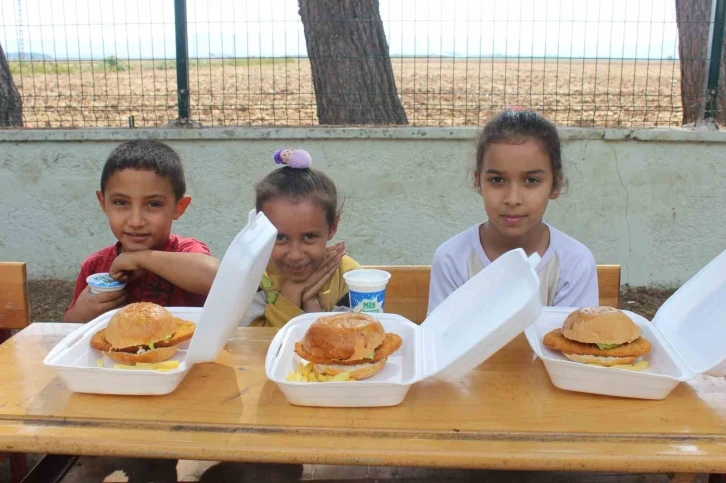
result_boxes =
[64,140,220,323]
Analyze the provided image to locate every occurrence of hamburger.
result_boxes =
[293,313,402,380]
[90,302,195,365]
[543,306,652,367]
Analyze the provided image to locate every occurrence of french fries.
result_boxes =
[112,360,181,372]
[285,361,356,383]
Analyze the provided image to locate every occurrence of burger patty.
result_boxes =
[543,329,652,357]
[294,333,402,365]
[90,318,196,353]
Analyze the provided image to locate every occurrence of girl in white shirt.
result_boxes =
[428,108,599,313]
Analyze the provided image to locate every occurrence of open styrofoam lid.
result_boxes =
[420,248,542,381]
[185,209,276,365]
[651,248,726,376]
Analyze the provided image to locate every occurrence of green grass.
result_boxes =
[7,57,299,76]
[152,59,176,70]
[102,56,129,72]
[9,61,78,76]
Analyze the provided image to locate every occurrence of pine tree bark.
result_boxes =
[298,0,408,125]
[0,42,23,127]
[675,0,712,124]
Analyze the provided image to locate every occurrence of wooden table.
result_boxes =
[1,323,726,481]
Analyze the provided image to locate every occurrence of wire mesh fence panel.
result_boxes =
[1,0,178,127]
[0,0,717,128]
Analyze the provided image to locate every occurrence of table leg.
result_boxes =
[9,453,27,483]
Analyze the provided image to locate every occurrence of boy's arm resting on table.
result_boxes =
[111,250,220,295]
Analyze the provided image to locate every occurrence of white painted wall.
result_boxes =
[1,127,724,286]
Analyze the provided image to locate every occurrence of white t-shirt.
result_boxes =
[428,223,599,314]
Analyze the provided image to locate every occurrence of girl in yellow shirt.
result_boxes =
[245,149,360,327]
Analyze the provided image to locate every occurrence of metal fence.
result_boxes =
[0,0,722,128]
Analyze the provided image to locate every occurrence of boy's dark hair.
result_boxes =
[475,109,565,191]
[101,140,187,200]
[255,167,341,226]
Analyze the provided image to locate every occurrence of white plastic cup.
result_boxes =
[86,273,126,295]
[343,269,391,313]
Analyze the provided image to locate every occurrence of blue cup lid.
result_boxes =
[86,272,126,289]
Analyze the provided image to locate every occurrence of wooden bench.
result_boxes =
[0,262,29,483]
[0,263,77,483]
[364,264,621,324]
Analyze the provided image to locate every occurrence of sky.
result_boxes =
[0,0,681,60]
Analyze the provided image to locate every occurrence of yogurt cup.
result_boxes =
[343,269,391,313]
[86,272,126,295]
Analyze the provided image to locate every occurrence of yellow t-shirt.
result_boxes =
[249,255,360,328]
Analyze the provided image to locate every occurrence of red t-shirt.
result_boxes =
[67,235,211,313]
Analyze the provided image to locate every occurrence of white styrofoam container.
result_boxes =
[43,209,277,395]
[42,307,201,395]
[266,248,544,407]
[525,248,726,400]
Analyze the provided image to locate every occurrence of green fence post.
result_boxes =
[174,0,190,123]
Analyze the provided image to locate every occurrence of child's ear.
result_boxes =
[327,215,341,241]
[173,195,192,220]
[96,190,107,213]
[473,171,482,192]
[550,176,563,200]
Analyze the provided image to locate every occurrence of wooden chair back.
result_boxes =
[364,264,621,324]
[0,262,30,331]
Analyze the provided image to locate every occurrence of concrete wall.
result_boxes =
[1,127,725,286]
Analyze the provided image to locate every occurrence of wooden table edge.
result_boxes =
[2,420,726,473]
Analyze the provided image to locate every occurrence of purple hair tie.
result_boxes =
[273,148,312,169]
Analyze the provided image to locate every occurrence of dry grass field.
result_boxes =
[9,57,684,128]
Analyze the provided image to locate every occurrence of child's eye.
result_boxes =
[487,176,504,184]
[525,177,540,184]
[303,234,318,241]
[148,201,163,208]
[276,234,287,242]
[112,199,127,206]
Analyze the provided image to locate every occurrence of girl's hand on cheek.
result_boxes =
[279,242,346,310]
[301,242,345,301]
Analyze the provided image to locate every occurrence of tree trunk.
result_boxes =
[298,0,408,125]
[675,0,712,124]
[0,42,23,127]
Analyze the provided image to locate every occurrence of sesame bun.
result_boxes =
[315,358,387,380]
[105,302,177,349]
[105,345,179,365]
[562,307,641,345]
[300,313,386,362]
[562,353,638,367]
